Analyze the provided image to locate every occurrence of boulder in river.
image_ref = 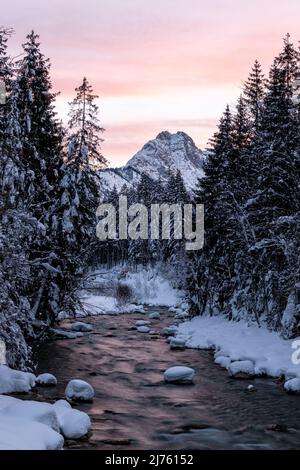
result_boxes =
[284,378,300,394]
[164,366,195,384]
[169,337,186,350]
[71,322,93,332]
[228,360,255,379]
[137,326,150,333]
[148,312,160,320]
[65,379,94,402]
[135,320,150,327]
[36,373,57,386]
[161,325,178,337]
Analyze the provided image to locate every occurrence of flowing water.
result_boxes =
[32,307,300,450]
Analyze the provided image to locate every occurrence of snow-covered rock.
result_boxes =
[214,356,231,369]
[36,373,57,386]
[71,322,93,332]
[53,400,91,439]
[51,328,84,339]
[284,378,300,394]
[65,379,94,402]
[137,326,150,333]
[0,416,64,450]
[228,360,255,378]
[170,337,186,350]
[148,312,161,320]
[0,365,36,394]
[175,312,189,320]
[164,366,195,384]
[135,320,150,327]
[161,325,178,337]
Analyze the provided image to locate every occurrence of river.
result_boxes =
[33,307,300,450]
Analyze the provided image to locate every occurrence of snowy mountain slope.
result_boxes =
[98,131,205,196]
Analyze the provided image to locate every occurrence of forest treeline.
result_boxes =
[0,29,106,367]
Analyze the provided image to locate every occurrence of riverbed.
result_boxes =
[33,307,300,450]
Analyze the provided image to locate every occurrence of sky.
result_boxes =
[3,0,300,166]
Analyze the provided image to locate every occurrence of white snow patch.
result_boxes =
[65,379,94,402]
[36,373,57,386]
[0,365,36,394]
[164,366,195,384]
[284,378,300,394]
[177,316,300,383]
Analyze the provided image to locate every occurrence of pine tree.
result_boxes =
[243,59,265,128]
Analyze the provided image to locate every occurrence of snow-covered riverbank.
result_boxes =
[176,316,300,392]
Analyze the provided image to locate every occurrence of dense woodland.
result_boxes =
[1,29,300,369]
[0,29,106,367]
[104,34,300,339]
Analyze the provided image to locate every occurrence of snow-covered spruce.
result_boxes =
[164,366,195,384]
[65,379,95,402]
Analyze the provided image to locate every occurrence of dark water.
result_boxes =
[33,308,300,450]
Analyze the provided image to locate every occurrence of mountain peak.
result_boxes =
[99,131,204,196]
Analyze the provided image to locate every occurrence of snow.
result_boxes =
[98,131,204,195]
[81,265,182,315]
[0,400,60,432]
[284,378,300,394]
[137,326,150,333]
[124,267,183,307]
[228,360,255,378]
[0,395,91,449]
[0,416,64,450]
[148,312,161,320]
[71,322,93,332]
[36,373,57,386]
[0,365,36,394]
[177,316,300,384]
[53,400,91,439]
[135,320,150,327]
[161,325,178,337]
[169,337,186,350]
[65,379,94,402]
[164,366,195,384]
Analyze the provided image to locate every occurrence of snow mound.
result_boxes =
[0,416,64,450]
[0,365,36,394]
[53,400,91,439]
[135,320,150,327]
[164,366,195,384]
[71,322,93,332]
[228,360,255,378]
[148,312,161,320]
[65,379,94,402]
[137,326,150,333]
[284,378,300,394]
[0,400,59,432]
[169,337,186,350]
[36,373,57,386]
